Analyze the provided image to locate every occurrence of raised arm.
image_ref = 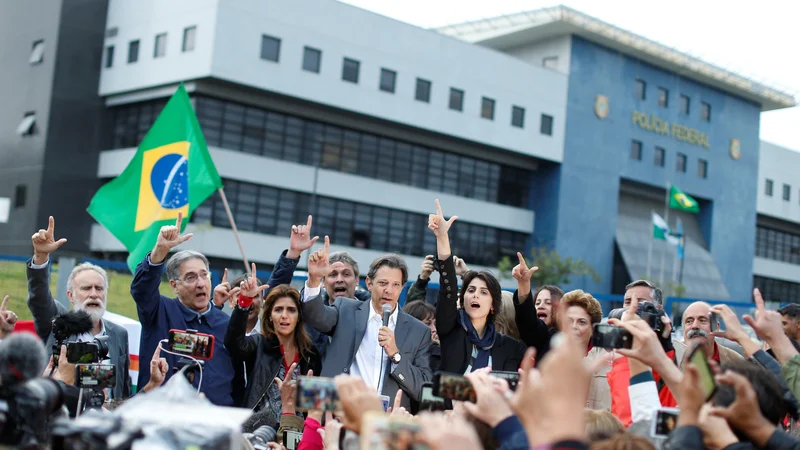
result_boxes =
[267,215,319,294]
[302,236,344,334]
[26,216,68,341]
[226,264,271,359]
[511,252,550,354]
[428,199,460,337]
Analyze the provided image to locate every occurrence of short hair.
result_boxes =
[329,251,359,279]
[165,250,209,281]
[778,304,800,320]
[67,263,109,293]
[459,271,503,324]
[367,254,408,285]
[404,300,435,322]
[561,289,603,325]
[712,359,787,426]
[533,285,564,303]
[625,280,663,306]
[494,291,520,340]
[585,409,625,443]
[589,433,655,450]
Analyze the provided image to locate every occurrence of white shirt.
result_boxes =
[303,282,398,393]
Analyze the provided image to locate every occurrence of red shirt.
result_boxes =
[280,344,300,373]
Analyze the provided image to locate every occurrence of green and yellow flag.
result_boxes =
[88,84,222,272]
[668,184,699,213]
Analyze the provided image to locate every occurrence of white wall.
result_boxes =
[99,0,568,163]
[757,141,800,224]
[503,36,572,75]
[753,257,800,284]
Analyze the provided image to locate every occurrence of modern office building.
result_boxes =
[0,0,796,302]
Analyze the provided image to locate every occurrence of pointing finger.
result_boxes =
[393,388,403,410]
[0,295,8,311]
[323,235,330,254]
[153,343,162,360]
[221,268,228,283]
[284,362,297,382]
[47,216,55,236]
[251,262,257,279]
[306,215,313,229]
[435,199,443,217]
[516,252,526,269]
[175,211,183,230]
[753,288,766,314]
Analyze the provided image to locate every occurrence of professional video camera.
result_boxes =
[51,311,110,368]
[608,301,667,335]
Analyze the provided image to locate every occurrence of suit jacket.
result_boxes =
[674,339,743,369]
[301,292,433,406]
[26,258,132,399]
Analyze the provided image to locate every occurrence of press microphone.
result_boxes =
[382,304,392,328]
[51,310,93,343]
[0,332,48,385]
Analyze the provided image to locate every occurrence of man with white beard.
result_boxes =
[26,216,131,400]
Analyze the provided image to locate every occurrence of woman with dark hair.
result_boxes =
[225,276,322,417]
[512,252,565,363]
[428,200,525,374]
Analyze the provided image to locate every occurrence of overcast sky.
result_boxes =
[339,0,800,152]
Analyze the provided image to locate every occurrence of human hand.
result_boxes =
[419,255,435,280]
[31,216,67,265]
[151,212,193,263]
[212,268,241,308]
[378,326,399,358]
[417,412,482,450]
[288,215,319,259]
[307,236,344,287]
[0,296,18,339]
[387,389,412,418]
[699,404,738,449]
[320,411,343,450]
[275,362,298,414]
[743,289,785,346]
[239,263,270,299]
[709,369,776,447]
[427,199,458,237]
[334,375,383,432]
[511,252,538,298]
[454,256,469,277]
[463,371,514,427]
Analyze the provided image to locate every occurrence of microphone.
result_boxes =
[382,304,392,328]
[51,310,93,344]
[242,407,279,434]
[0,332,48,385]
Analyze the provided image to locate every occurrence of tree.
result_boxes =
[498,247,601,286]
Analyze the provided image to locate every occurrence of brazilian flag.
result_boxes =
[668,184,699,214]
[88,84,222,272]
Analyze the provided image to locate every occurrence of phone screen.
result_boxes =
[592,324,633,350]
[491,371,520,391]
[709,312,721,333]
[433,373,476,403]
[419,385,446,411]
[651,408,679,437]
[168,330,214,360]
[688,346,716,400]
[76,364,116,389]
[296,376,340,411]
[67,341,99,364]
[283,430,303,450]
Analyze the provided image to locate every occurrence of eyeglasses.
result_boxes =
[179,271,211,284]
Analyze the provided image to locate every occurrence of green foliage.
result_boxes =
[498,247,601,286]
[662,281,687,298]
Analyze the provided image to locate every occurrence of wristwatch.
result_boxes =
[390,352,401,364]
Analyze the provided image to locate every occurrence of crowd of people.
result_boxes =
[4,199,800,450]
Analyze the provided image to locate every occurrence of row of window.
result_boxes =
[630,140,708,178]
[764,179,800,204]
[755,226,800,265]
[754,276,800,304]
[109,96,532,207]
[190,179,529,266]
[104,26,197,68]
[634,79,711,122]
[259,34,554,135]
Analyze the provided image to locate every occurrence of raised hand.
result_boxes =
[453,256,470,277]
[152,212,193,264]
[427,199,458,237]
[743,289,784,344]
[142,344,169,392]
[0,295,18,339]
[239,263,270,299]
[212,268,240,308]
[32,216,68,265]
[512,252,539,298]
[274,362,298,414]
[287,215,320,259]
[307,236,344,287]
[419,255,435,280]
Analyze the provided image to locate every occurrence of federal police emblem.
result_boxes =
[730,138,741,160]
[594,95,609,119]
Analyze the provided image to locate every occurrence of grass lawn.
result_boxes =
[0,260,174,322]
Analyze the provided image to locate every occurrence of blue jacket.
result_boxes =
[131,254,236,406]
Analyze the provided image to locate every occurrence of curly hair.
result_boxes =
[561,289,603,325]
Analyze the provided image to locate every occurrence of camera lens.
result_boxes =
[17,378,64,414]
[251,425,277,444]
[94,336,110,361]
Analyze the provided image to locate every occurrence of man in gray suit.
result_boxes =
[26,216,131,400]
[302,237,432,406]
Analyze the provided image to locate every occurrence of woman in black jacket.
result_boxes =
[225,281,321,416]
[428,200,526,374]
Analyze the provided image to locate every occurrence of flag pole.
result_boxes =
[647,210,654,279]
[217,188,252,276]
[659,182,670,287]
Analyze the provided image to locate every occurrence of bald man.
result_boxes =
[675,301,743,366]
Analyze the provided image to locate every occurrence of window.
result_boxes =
[104,45,114,68]
[680,94,690,115]
[755,227,800,265]
[658,87,669,108]
[182,26,196,52]
[260,35,280,62]
[415,78,431,103]
[784,184,792,201]
[700,102,711,122]
[540,114,553,136]
[481,97,495,120]
[29,39,45,65]
[14,185,26,208]
[449,88,464,111]
[511,106,525,128]
[154,33,167,58]
[634,79,646,100]
[542,56,558,69]
[16,112,36,136]
[766,179,774,196]
[379,68,396,93]
[697,158,708,179]
[654,146,665,167]
[302,46,321,73]
[630,140,642,160]
[754,276,800,304]
[342,58,360,83]
[676,153,687,172]
[128,40,140,63]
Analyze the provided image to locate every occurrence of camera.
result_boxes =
[608,301,666,334]
[245,425,277,450]
[0,378,65,447]
[55,336,110,367]
[592,324,633,350]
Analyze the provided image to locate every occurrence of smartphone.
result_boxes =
[360,411,429,450]
[76,364,116,390]
[651,407,679,437]
[591,324,633,350]
[67,341,100,364]
[380,395,391,412]
[419,384,446,412]
[432,372,476,403]
[491,371,520,391]
[687,345,716,400]
[296,376,340,411]
[709,312,721,333]
[168,329,215,360]
[283,429,303,450]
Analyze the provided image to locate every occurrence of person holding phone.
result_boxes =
[429,200,525,375]
[675,302,743,367]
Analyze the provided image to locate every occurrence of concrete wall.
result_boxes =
[504,36,572,75]
[758,141,800,224]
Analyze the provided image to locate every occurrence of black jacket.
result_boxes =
[225,306,322,410]
[513,290,556,365]
[435,256,525,374]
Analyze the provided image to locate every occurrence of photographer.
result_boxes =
[26,216,131,400]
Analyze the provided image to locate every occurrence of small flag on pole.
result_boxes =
[668,185,699,213]
[652,212,679,245]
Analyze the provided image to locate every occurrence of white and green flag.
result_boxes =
[652,212,679,245]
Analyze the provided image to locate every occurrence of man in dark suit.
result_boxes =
[26,216,131,400]
[301,237,432,407]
